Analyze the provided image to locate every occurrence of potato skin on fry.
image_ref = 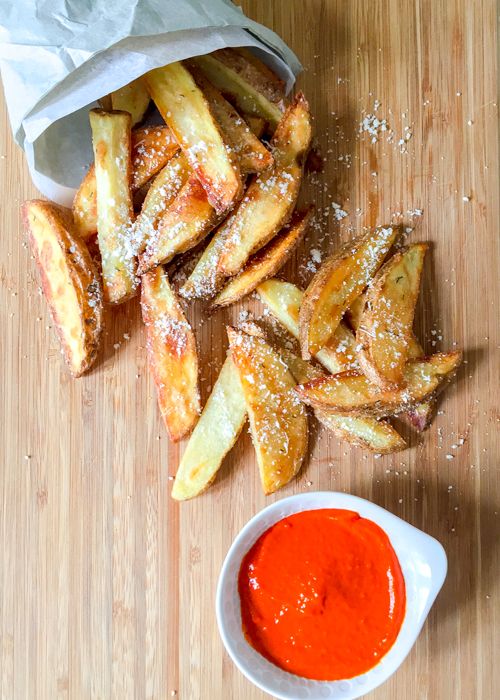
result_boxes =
[212,48,286,107]
[213,207,313,307]
[73,126,178,240]
[299,226,398,359]
[295,352,462,418]
[144,61,243,214]
[22,200,103,377]
[357,243,428,389]
[228,326,308,495]
[141,266,200,442]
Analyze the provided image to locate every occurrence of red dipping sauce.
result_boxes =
[238,509,405,681]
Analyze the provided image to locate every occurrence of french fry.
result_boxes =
[213,207,313,307]
[138,172,219,274]
[188,65,274,173]
[171,357,247,500]
[256,279,358,373]
[280,348,406,453]
[192,54,283,129]
[73,126,178,240]
[89,109,137,303]
[299,226,399,359]
[347,270,433,430]
[110,78,150,126]
[141,266,200,442]
[357,243,428,388]
[132,152,190,255]
[212,48,286,106]
[228,327,308,495]
[295,352,462,418]
[183,93,311,297]
[144,61,243,214]
[22,200,103,377]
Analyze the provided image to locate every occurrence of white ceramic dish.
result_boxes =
[216,491,447,700]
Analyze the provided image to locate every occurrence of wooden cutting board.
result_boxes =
[0,1,498,698]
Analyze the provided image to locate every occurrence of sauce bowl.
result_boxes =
[216,491,447,700]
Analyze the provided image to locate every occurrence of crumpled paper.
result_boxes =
[0,0,301,204]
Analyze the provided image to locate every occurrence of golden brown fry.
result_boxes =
[228,327,308,495]
[171,356,247,500]
[138,172,219,274]
[299,226,399,359]
[110,78,150,126]
[256,279,358,373]
[357,243,428,388]
[22,200,103,377]
[89,109,137,303]
[132,152,190,255]
[295,352,462,418]
[213,48,286,106]
[188,65,274,174]
[178,222,227,299]
[144,61,243,214]
[245,115,267,138]
[73,126,178,240]
[213,207,313,307]
[192,54,283,129]
[280,348,406,453]
[141,266,200,442]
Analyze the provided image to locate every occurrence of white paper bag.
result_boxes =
[0,0,301,204]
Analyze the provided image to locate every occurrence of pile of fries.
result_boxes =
[21,48,462,500]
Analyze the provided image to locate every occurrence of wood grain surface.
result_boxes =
[1,1,499,698]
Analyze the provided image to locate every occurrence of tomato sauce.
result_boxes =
[238,508,405,681]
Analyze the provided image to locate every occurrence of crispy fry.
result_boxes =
[228,327,308,494]
[73,126,178,240]
[280,348,406,453]
[188,65,273,173]
[138,172,219,274]
[295,352,462,418]
[213,48,286,106]
[132,152,190,255]
[256,279,358,373]
[141,266,200,442]
[346,292,366,332]
[89,109,137,303]
[357,243,428,388]
[178,223,227,299]
[299,226,399,358]
[144,61,243,214]
[171,357,247,500]
[22,200,103,377]
[110,78,150,126]
[213,207,313,307]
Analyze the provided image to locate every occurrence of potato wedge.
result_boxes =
[73,126,178,240]
[22,200,103,377]
[138,172,219,274]
[110,78,150,126]
[213,48,286,106]
[346,292,366,332]
[280,348,406,453]
[141,266,200,442]
[228,327,308,494]
[295,352,462,418]
[299,226,399,358]
[188,65,273,173]
[178,222,228,299]
[132,152,190,255]
[218,94,311,278]
[192,54,283,129]
[213,207,313,307]
[144,61,243,214]
[256,279,358,373]
[357,243,428,388]
[171,356,247,500]
[89,109,138,303]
